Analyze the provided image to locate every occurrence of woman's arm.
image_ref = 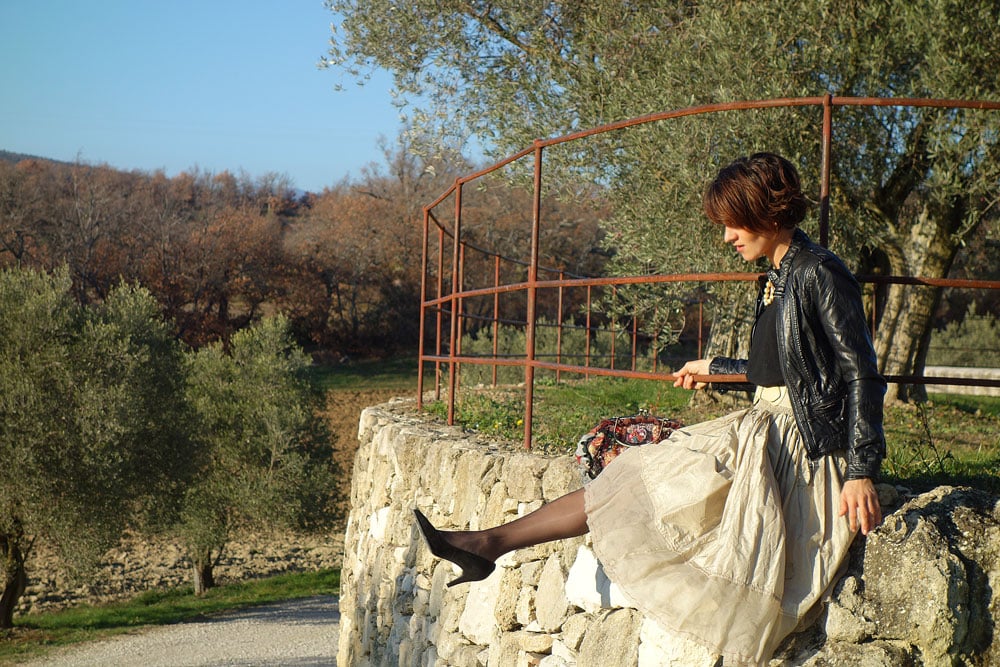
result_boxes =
[708,356,755,393]
[674,357,755,393]
[811,260,887,480]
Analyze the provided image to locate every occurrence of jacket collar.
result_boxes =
[765,228,809,299]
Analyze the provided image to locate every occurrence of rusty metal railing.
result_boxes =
[416,96,1000,449]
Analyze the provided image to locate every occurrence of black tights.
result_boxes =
[443,487,589,562]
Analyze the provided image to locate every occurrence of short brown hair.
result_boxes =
[703,152,809,234]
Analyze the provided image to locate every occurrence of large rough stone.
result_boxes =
[793,640,918,666]
[823,486,1000,664]
[436,628,480,667]
[484,480,513,528]
[495,567,522,631]
[488,630,525,667]
[535,553,571,632]
[577,608,642,667]
[488,628,556,666]
[539,654,573,667]
[458,571,504,645]
[565,545,630,612]
[506,454,548,501]
[542,459,583,502]
[638,617,719,666]
[560,613,590,651]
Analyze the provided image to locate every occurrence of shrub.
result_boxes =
[927,307,1000,367]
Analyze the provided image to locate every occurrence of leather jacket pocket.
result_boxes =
[810,396,847,452]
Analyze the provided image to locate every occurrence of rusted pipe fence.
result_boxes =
[415,96,1000,449]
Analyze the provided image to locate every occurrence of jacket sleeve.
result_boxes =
[708,356,755,393]
[812,261,887,480]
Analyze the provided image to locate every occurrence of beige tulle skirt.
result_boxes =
[584,388,855,666]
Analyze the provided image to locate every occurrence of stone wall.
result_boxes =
[338,398,1000,666]
[925,366,1000,397]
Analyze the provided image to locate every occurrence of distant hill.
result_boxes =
[0,150,67,166]
[0,150,312,195]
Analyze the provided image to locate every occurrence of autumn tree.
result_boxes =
[173,200,283,345]
[281,134,608,354]
[0,161,46,265]
[0,159,301,348]
[282,138,467,353]
[131,168,293,346]
[324,0,1000,400]
[34,162,147,302]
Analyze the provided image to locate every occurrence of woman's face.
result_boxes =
[722,224,782,264]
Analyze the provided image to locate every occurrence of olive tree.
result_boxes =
[0,268,194,628]
[181,315,336,595]
[324,0,1000,400]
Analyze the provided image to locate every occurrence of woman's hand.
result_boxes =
[673,359,712,390]
[839,478,883,535]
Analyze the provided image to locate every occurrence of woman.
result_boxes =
[414,152,886,666]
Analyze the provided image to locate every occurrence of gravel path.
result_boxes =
[23,595,341,667]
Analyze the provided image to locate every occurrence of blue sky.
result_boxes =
[0,1,402,193]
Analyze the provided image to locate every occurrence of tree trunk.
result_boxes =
[695,284,757,409]
[191,550,216,596]
[876,281,938,402]
[0,534,28,629]
[703,282,760,360]
[874,206,960,403]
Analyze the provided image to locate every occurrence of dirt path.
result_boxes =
[324,388,409,521]
[23,596,341,667]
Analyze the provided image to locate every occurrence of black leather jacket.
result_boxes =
[709,229,886,480]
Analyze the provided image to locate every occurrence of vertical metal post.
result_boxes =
[556,271,564,382]
[447,181,463,426]
[523,143,543,450]
[492,254,501,386]
[435,227,444,399]
[631,315,638,372]
[652,305,659,373]
[698,300,704,359]
[820,94,833,248]
[610,286,617,370]
[417,208,430,409]
[456,241,467,397]
[585,286,592,379]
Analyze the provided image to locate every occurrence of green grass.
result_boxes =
[430,377,1000,492]
[426,377,729,453]
[0,568,340,665]
[423,379,672,452]
[305,356,426,392]
[881,394,1000,493]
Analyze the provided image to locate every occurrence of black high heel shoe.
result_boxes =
[413,509,496,587]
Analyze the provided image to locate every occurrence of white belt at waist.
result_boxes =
[752,385,793,409]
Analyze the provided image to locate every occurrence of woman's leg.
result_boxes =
[448,487,589,562]
[415,487,589,586]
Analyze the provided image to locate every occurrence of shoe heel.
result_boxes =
[447,572,481,587]
[414,509,496,586]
